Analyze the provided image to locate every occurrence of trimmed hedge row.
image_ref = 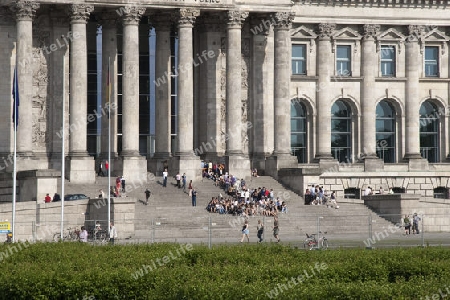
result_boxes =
[0,242,449,299]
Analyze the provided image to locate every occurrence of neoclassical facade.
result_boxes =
[1,0,450,187]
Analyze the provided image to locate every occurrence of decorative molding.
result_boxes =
[272,11,295,30]
[376,28,406,54]
[316,23,336,39]
[121,6,146,25]
[363,24,380,39]
[10,0,40,21]
[291,25,317,52]
[423,27,450,55]
[66,4,94,24]
[227,10,248,27]
[178,8,200,26]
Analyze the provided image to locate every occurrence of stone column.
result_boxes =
[66,4,95,183]
[197,13,224,162]
[315,23,337,169]
[99,11,119,167]
[224,10,250,179]
[266,12,298,177]
[251,15,274,174]
[12,0,39,158]
[404,25,428,170]
[361,24,384,171]
[170,8,201,180]
[149,12,172,175]
[120,6,147,183]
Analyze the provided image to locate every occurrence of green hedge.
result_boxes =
[0,242,449,299]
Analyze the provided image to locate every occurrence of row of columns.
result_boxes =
[315,23,428,171]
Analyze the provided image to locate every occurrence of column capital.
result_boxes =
[66,4,94,24]
[316,23,336,40]
[178,8,200,27]
[10,0,40,21]
[121,6,146,25]
[227,10,248,27]
[407,25,425,42]
[98,9,119,27]
[363,24,380,40]
[272,11,294,30]
[150,11,174,31]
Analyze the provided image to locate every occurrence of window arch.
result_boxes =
[376,100,396,163]
[420,100,440,163]
[331,100,352,163]
[291,100,307,163]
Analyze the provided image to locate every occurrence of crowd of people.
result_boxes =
[305,185,339,208]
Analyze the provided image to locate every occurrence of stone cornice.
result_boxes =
[178,8,200,27]
[273,12,295,30]
[10,0,40,21]
[227,10,248,27]
[121,6,146,25]
[294,0,447,8]
[66,4,93,24]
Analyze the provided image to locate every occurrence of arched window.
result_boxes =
[420,101,439,163]
[331,100,352,163]
[291,100,307,163]
[376,100,396,163]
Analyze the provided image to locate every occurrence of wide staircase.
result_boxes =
[61,174,398,246]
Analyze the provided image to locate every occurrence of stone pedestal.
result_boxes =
[363,193,420,223]
[226,155,251,180]
[318,157,339,171]
[17,169,60,203]
[408,158,429,171]
[147,156,170,177]
[265,154,298,179]
[66,157,95,184]
[364,157,384,172]
[122,156,148,184]
[169,156,202,182]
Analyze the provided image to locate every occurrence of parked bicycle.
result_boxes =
[303,232,328,250]
[53,227,80,242]
[88,227,108,244]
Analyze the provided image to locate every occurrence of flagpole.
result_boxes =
[61,58,66,240]
[107,56,111,236]
[12,67,18,243]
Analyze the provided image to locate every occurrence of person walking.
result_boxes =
[404,215,411,235]
[240,220,250,243]
[104,160,109,177]
[121,176,126,193]
[176,172,181,188]
[412,213,421,234]
[109,222,118,245]
[257,219,264,243]
[182,173,187,192]
[273,216,280,242]
[162,168,168,187]
[191,188,197,207]
[188,180,193,197]
[144,189,151,205]
[97,161,103,177]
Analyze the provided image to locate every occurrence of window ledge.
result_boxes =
[419,78,450,82]
[332,76,363,82]
[291,75,318,81]
[375,77,407,82]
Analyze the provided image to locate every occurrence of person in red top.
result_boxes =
[45,193,51,203]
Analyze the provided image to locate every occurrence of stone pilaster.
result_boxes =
[266,12,298,178]
[120,6,147,182]
[362,24,384,171]
[197,13,225,162]
[224,10,250,179]
[11,0,39,158]
[99,11,119,170]
[404,25,428,170]
[66,4,95,183]
[251,14,274,174]
[169,8,201,181]
[148,12,173,175]
[314,23,338,169]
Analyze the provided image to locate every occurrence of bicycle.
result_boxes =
[53,227,80,242]
[89,228,108,244]
[303,232,328,250]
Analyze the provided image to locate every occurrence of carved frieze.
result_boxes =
[363,24,380,39]
[178,8,199,26]
[272,12,295,30]
[317,23,336,39]
[227,10,248,27]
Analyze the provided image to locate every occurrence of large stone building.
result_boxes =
[1,0,450,197]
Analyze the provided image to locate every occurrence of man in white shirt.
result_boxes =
[162,169,168,188]
[79,226,88,243]
[109,222,118,245]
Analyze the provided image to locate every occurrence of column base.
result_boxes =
[265,153,298,179]
[363,156,384,172]
[66,155,95,184]
[122,156,148,184]
[251,152,270,176]
[148,153,171,177]
[226,154,251,180]
[406,156,429,171]
[314,155,338,171]
[169,155,202,182]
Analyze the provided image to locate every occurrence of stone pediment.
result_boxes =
[424,28,450,42]
[377,28,406,41]
[291,25,317,39]
[333,27,362,40]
